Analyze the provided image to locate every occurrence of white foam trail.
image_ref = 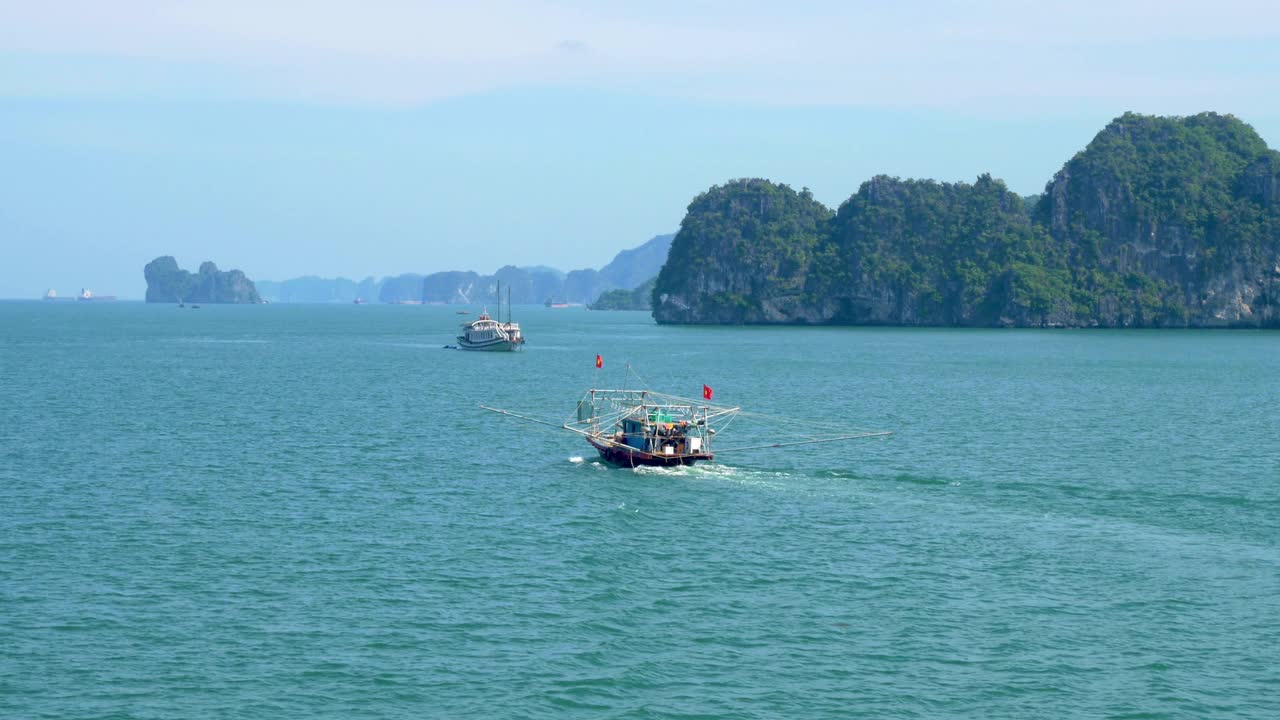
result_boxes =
[630,462,796,490]
[568,456,584,464]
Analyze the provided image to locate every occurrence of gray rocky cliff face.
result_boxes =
[1240,156,1280,207]
[1037,114,1280,327]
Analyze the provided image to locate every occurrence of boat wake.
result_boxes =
[567,456,610,471]
[376,341,447,350]
[564,454,786,484]
[171,337,269,344]
[630,462,796,490]
[814,469,959,487]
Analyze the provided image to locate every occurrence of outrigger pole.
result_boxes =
[712,431,893,453]
[480,405,571,431]
[479,404,652,453]
[481,405,892,450]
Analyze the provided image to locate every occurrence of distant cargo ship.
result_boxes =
[77,288,117,302]
[43,289,57,300]
[545,300,581,308]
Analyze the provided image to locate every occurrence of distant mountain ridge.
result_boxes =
[257,233,674,304]
[590,276,657,311]
[254,275,379,304]
[597,234,673,289]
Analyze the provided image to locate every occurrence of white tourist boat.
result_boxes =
[457,283,524,351]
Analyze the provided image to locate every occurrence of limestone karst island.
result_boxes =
[655,112,1280,328]
[144,257,262,304]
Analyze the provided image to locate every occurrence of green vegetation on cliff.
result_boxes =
[819,174,1067,325]
[655,179,832,323]
[654,113,1280,327]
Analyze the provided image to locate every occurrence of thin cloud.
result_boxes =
[0,0,1278,109]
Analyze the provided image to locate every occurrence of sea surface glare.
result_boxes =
[2,302,1278,719]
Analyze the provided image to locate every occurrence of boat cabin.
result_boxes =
[617,411,702,457]
[457,309,524,350]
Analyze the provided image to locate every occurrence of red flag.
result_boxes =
[702,384,713,400]
[595,354,603,369]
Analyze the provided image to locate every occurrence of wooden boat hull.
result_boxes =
[586,437,712,468]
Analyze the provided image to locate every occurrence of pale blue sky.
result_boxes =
[3,1,1279,298]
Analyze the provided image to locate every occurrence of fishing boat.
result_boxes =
[457,282,524,351]
[482,373,891,467]
[573,389,729,466]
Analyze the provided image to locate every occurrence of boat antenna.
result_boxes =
[624,363,647,390]
[508,285,512,324]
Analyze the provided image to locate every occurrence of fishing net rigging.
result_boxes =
[482,363,892,467]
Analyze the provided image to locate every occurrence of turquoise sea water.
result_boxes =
[2,302,1278,719]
